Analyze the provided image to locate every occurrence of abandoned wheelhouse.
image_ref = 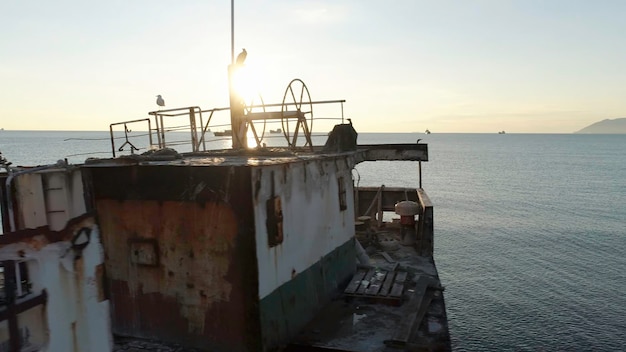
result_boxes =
[0,70,448,351]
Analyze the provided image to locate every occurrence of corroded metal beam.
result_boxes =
[356,144,428,162]
[0,213,94,245]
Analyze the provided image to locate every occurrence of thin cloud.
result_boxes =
[288,3,348,25]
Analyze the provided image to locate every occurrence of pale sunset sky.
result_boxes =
[1,0,625,133]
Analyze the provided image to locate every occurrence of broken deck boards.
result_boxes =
[343,268,408,303]
[384,276,439,349]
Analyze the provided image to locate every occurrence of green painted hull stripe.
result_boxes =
[259,238,356,350]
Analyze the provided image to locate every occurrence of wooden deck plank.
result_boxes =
[344,269,411,307]
[343,269,368,294]
[389,282,405,298]
[380,251,395,263]
[394,271,408,284]
[355,269,377,295]
[365,270,387,295]
[385,276,437,348]
[378,270,397,297]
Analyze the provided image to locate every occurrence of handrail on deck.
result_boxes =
[109,119,152,158]
[109,99,348,157]
[146,100,346,117]
[416,188,434,256]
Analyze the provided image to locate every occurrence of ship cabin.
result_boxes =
[0,78,448,351]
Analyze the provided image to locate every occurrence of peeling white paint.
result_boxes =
[2,169,113,352]
[0,227,113,352]
[12,169,86,232]
[253,157,356,299]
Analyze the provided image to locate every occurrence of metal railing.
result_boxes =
[109,119,152,157]
[109,99,347,157]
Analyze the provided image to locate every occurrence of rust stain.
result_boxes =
[74,255,84,283]
[89,165,261,350]
[72,321,78,352]
[0,213,95,247]
[98,198,238,337]
[0,211,97,284]
[110,278,251,350]
[95,264,106,302]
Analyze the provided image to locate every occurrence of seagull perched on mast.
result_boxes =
[156,95,165,108]
[236,48,247,65]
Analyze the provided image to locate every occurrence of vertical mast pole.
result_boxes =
[231,0,234,64]
[228,0,246,149]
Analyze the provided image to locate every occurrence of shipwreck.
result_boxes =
[0,53,449,351]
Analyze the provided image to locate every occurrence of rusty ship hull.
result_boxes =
[0,142,449,352]
[0,66,449,351]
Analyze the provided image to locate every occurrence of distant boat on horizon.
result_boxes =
[213,129,232,136]
[498,130,506,134]
[425,129,431,134]
[269,128,282,134]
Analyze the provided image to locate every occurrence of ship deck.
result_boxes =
[286,231,450,352]
[83,142,427,168]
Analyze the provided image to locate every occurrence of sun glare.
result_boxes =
[231,65,263,106]
[230,65,271,149]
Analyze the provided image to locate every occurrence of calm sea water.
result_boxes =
[1,131,625,351]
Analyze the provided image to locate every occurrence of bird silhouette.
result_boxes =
[236,48,247,65]
[156,95,165,107]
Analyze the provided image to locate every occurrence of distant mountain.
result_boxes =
[575,118,626,134]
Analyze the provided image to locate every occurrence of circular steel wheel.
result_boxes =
[244,94,267,148]
[281,79,313,148]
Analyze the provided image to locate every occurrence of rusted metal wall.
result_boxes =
[87,165,260,351]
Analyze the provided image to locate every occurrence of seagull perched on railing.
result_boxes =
[156,95,165,108]
[236,48,247,65]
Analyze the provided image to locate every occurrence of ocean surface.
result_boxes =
[1,131,625,351]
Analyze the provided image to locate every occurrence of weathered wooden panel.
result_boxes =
[344,269,367,295]
[355,187,420,218]
[43,172,70,231]
[343,268,408,304]
[4,169,87,233]
[14,173,47,230]
[417,188,434,256]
